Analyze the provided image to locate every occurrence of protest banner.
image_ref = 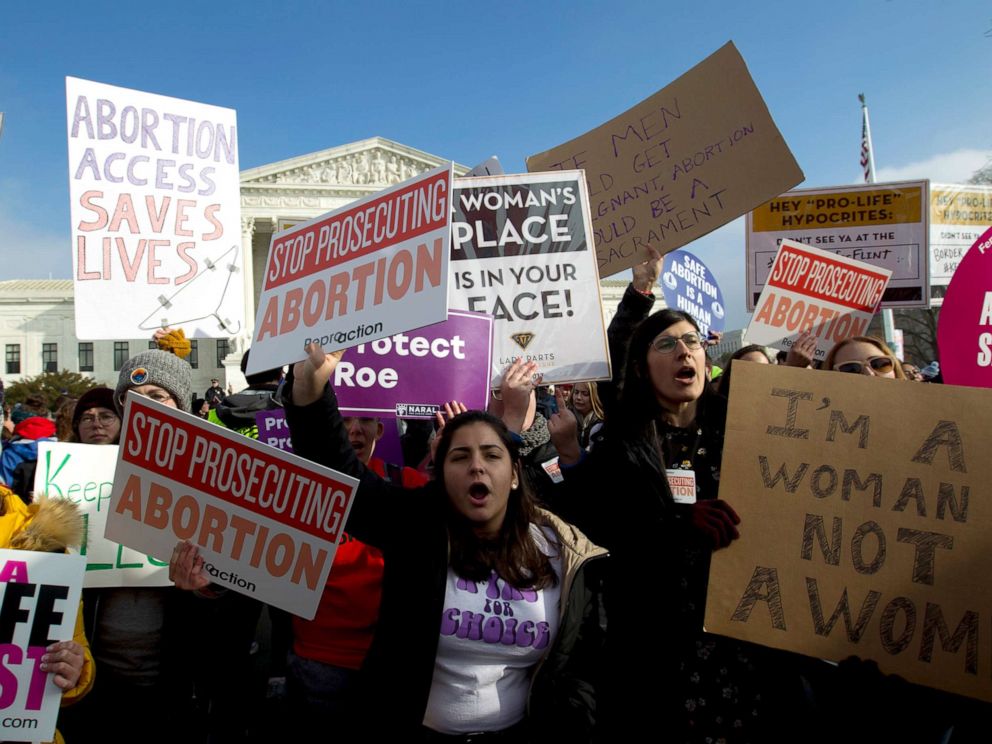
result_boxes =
[937,225,992,388]
[526,42,803,277]
[450,171,609,385]
[66,77,243,339]
[0,549,85,741]
[247,164,453,374]
[706,363,992,702]
[332,310,493,418]
[747,180,928,309]
[105,394,358,618]
[929,184,992,306]
[34,442,169,587]
[745,239,891,362]
[660,249,725,337]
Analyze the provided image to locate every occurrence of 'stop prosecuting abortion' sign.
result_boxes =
[105,394,359,618]
[246,164,453,374]
[526,42,803,277]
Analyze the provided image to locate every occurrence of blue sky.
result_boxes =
[2,0,990,329]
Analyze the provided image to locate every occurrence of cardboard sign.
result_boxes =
[66,77,244,339]
[937,225,992,388]
[706,363,992,702]
[526,42,803,276]
[745,239,891,362]
[0,549,85,742]
[450,171,610,385]
[247,165,453,374]
[660,249,725,336]
[747,180,928,309]
[929,184,992,306]
[105,394,358,619]
[34,443,169,587]
[331,310,493,418]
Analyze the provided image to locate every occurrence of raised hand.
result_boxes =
[291,343,346,406]
[548,386,581,465]
[632,244,663,293]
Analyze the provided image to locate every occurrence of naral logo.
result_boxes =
[395,403,440,417]
[511,332,535,350]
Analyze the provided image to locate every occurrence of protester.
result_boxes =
[54,395,78,442]
[209,349,283,436]
[567,381,603,450]
[259,344,606,738]
[70,387,120,445]
[823,335,906,379]
[0,394,56,501]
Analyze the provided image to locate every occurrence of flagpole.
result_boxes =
[860,94,896,347]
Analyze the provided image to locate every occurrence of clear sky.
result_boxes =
[1,0,989,329]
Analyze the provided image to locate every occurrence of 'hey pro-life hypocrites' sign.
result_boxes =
[105,394,358,618]
[246,164,453,374]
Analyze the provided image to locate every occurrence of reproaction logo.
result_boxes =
[204,562,257,593]
[305,322,383,348]
[395,403,440,417]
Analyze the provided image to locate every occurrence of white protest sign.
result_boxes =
[247,164,453,374]
[450,171,610,386]
[34,443,169,588]
[66,77,244,339]
[0,549,85,742]
[105,394,358,619]
[929,183,992,306]
[745,239,891,361]
[746,180,928,309]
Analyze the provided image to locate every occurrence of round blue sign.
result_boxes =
[660,249,726,337]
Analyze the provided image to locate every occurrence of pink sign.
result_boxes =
[937,226,992,387]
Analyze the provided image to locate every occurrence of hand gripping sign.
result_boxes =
[105,393,358,619]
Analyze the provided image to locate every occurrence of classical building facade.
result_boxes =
[3,137,641,396]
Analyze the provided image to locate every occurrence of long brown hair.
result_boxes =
[434,411,558,590]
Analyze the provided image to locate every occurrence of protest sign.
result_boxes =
[34,442,169,587]
[66,77,243,339]
[247,164,453,374]
[937,225,992,388]
[747,180,928,309]
[256,410,293,452]
[526,42,803,277]
[105,394,358,618]
[660,249,725,337]
[929,184,992,306]
[450,171,609,385]
[0,549,85,741]
[332,310,493,418]
[706,363,992,702]
[745,239,891,362]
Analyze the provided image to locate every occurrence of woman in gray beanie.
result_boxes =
[114,349,193,413]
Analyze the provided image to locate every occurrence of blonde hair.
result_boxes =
[823,336,906,379]
[570,382,604,420]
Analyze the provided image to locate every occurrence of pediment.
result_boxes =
[240,136,466,189]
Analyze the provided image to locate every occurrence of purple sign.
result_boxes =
[256,410,293,452]
[335,310,494,419]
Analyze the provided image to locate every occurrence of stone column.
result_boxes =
[239,215,256,341]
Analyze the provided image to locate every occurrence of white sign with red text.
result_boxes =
[745,239,891,361]
[247,165,453,374]
[66,77,243,339]
[105,394,358,618]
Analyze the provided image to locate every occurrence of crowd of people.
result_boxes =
[0,248,979,743]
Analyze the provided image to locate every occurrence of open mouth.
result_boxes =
[468,483,490,504]
[675,366,697,382]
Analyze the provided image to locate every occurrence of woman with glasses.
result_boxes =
[823,336,906,379]
[70,387,122,445]
[550,299,803,741]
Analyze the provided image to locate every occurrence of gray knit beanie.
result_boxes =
[115,350,193,413]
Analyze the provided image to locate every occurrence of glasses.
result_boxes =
[119,389,175,406]
[833,356,895,375]
[650,332,704,354]
[79,412,120,426]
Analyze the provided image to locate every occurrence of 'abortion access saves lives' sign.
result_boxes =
[449,171,610,386]
[247,164,453,374]
[746,239,891,362]
[105,394,358,618]
[66,77,244,339]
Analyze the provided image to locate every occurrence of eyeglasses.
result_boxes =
[833,356,895,375]
[650,332,704,354]
[78,412,120,426]
[119,389,175,406]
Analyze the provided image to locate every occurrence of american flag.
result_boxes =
[859,93,875,184]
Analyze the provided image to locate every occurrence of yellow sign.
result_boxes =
[752,186,923,232]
